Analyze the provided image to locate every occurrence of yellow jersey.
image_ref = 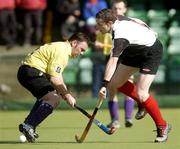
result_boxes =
[23,41,72,77]
[96,32,112,55]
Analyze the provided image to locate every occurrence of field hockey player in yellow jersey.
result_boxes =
[17,32,90,143]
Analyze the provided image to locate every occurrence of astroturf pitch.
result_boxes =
[0,109,179,149]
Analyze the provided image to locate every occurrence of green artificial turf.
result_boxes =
[0,109,179,149]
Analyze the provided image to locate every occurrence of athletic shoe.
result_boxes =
[34,133,39,139]
[19,123,38,143]
[135,107,147,120]
[125,119,133,127]
[154,123,172,143]
[107,120,121,129]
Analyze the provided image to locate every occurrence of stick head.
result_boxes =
[108,127,117,135]
[75,135,83,143]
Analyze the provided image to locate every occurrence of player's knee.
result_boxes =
[42,91,60,108]
[48,96,60,108]
[109,95,118,101]
[52,98,60,108]
[128,75,134,83]
[136,90,149,102]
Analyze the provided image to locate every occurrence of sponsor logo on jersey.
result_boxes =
[56,66,61,73]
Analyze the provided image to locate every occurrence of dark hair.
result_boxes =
[96,8,117,23]
[69,32,90,45]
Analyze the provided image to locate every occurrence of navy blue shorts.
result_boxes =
[17,65,55,99]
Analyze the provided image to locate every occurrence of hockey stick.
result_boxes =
[74,104,115,135]
[75,98,104,143]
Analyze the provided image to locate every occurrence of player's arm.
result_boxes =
[103,38,129,82]
[50,75,76,107]
[50,75,68,97]
[104,56,118,82]
[99,38,129,99]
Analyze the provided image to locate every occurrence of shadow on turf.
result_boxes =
[37,140,154,144]
[0,140,154,144]
[0,141,23,144]
[0,126,82,130]
[0,141,76,144]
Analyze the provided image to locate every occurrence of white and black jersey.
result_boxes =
[111,16,163,74]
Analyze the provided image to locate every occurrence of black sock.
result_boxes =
[26,102,53,128]
[24,99,42,124]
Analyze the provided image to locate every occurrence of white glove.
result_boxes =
[99,87,107,99]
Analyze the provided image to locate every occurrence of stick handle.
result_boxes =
[75,104,109,133]
[75,104,115,135]
[75,98,104,143]
[102,44,112,48]
[74,104,91,119]
[96,98,103,109]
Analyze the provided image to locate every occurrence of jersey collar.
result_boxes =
[65,40,72,56]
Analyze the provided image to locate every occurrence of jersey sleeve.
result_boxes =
[47,62,64,77]
[112,38,129,57]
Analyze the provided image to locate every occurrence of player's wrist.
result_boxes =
[102,80,109,88]
[62,93,71,101]
[57,85,70,100]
